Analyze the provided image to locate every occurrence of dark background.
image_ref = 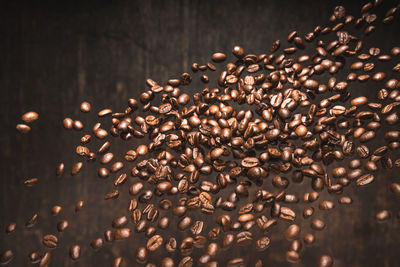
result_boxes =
[1,0,400,266]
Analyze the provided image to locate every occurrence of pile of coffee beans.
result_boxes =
[3,0,400,266]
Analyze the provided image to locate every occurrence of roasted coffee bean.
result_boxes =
[376,210,391,221]
[356,174,375,186]
[338,196,353,204]
[319,200,335,210]
[90,238,104,250]
[178,216,192,230]
[236,231,253,246]
[311,219,326,230]
[212,52,227,62]
[16,123,31,133]
[25,213,38,228]
[0,250,13,265]
[42,234,58,249]
[112,216,128,228]
[284,224,300,240]
[57,220,69,232]
[318,255,334,267]
[147,235,163,251]
[80,101,91,112]
[69,245,81,260]
[255,236,270,251]
[136,247,148,264]
[179,256,193,267]
[286,250,300,263]
[22,111,39,123]
[303,233,315,244]
[303,207,314,218]
[112,257,123,267]
[5,222,16,233]
[28,251,41,263]
[39,252,51,267]
[115,228,131,240]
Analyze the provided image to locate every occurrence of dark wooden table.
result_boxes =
[1,0,399,266]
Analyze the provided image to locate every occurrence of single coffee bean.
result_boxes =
[376,210,391,221]
[318,255,334,267]
[303,233,315,244]
[338,196,353,204]
[69,245,81,260]
[236,231,253,246]
[16,123,31,133]
[0,250,13,265]
[319,200,335,210]
[286,250,300,263]
[22,111,39,123]
[115,228,131,240]
[28,251,41,263]
[112,216,128,228]
[90,238,104,250]
[147,235,163,251]
[284,224,300,240]
[5,222,16,233]
[356,174,375,186]
[80,101,91,112]
[311,219,326,230]
[39,252,51,267]
[57,220,69,232]
[255,236,270,251]
[136,246,148,264]
[42,234,58,249]
[211,52,227,62]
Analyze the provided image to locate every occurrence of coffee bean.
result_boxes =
[22,111,39,123]
[284,224,300,240]
[211,52,227,62]
[303,233,315,244]
[147,235,163,251]
[25,213,38,228]
[112,257,123,267]
[286,250,300,263]
[179,256,193,267]
[236,231,253,246]
[5,222,16,233]
[112,216,128,228]
[178,216,192,230]
[115,228,131,240]
[161,257,174,267]
[80,101,91,112]
[28,251,41,263]
[136,246,148,264]
[16,123,31,133]
[42,234,58,248]
[90,238,104,250]
[57,220,69,232]
[232,46,245,58]
[71,162,83,176]
[319,200,335,210]
[39,252,51,267]
[0,250,13,265]
[311,219,326,230]
[165,237,177,252]
[226,257,245,267]
[69,245,81,260]
[356,174,375,186]
[338,196,353,204]
[376,210,391,221]
[255,236,270,251]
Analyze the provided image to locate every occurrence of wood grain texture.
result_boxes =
[0,0,399,266]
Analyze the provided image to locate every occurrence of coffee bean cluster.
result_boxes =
[4,0,400,266]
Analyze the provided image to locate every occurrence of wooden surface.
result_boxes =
[0,0,400,266]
